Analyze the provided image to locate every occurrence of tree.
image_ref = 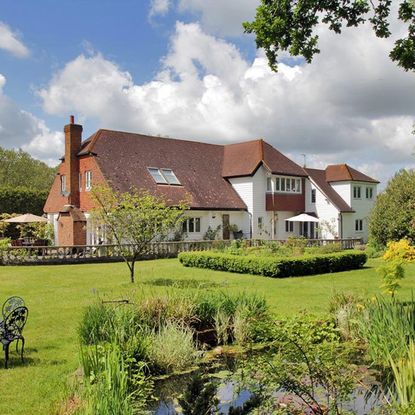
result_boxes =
[0,147,56,192]
[369,169,415,247]
[244,0,415,72]
[91,186,188,283]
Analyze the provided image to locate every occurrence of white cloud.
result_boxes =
[0,74,62,166]
[178,0,259,36]
[38,21,415,185]
[149,0,171,17]
[0,22,29,58]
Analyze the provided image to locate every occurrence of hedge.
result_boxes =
[0,187,49,216]
[178,251,367,278]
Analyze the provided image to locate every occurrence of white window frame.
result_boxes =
[85,171,92,191]
[311,188,316,203]
[266,177,272,192]
[182,217,201,233]
[366,187,373,199]
[60,175,66,193]
[160,168,181,185]
[355,219,363,232]
[285,221,294,233]
[275,176,302,194]
[353,185,361,199]
[147,167,181,185]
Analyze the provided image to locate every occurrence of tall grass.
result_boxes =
[148,322,197,373]
[356,297,415,366]
[80,344,134,415]
[389,341,415,408]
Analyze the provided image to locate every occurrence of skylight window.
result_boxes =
[147,167,181,185]
[161,169,181,185]
[148,168,168,184]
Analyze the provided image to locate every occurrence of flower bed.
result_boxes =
[178,250,367,278]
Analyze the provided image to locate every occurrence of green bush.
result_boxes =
[178,250,367,278]
[0,186,49,216]
[305,243,342,255]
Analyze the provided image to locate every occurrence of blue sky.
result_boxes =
[0,0,414,186]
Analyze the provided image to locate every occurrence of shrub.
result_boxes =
[379,260,405,297]
[178,250,367,278]
[305,242,342,255]
[285,236,307,255]
[383,239,415,262]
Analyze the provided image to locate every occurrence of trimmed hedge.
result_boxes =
[178,250,367,278]
[0,186,49,216]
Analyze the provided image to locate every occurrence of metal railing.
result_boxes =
[0,238,363,265]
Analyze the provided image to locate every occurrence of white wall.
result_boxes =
[47,213,59,245]
[347,182,377,242]
[181,210,249,241]
[308,179,377,242]
[308,180,340,239]
[330,182,351,205]
[229,169,270,239]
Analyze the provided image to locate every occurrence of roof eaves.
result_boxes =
[308,175,353,213]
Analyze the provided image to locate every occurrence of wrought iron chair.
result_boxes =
[0,306,28,368]
[0,296,25,333]
[2,296,25,320]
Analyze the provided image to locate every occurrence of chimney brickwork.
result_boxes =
[64,116,82,207]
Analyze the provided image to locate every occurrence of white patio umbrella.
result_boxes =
[285,213,319,222]
[3,213,48,223]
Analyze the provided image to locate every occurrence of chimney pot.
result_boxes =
[70,115,75,124]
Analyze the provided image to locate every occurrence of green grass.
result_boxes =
[1,258,415,414]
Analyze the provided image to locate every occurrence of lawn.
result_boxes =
[0,258,415,415]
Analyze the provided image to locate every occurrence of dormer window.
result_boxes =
[275,176,302,194]
[147,168,181,185]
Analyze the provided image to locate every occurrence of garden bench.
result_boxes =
[0,296,28,368]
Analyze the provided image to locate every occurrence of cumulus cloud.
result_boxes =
[0,74,62,165]
[38,21,415,185]
[0,21,29,58]
[149,0,171,17]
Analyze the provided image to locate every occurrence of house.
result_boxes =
[44,117,379,245]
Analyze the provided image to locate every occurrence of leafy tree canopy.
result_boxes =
[369,169,415,247]
[244,0,415,72]
[0,146,56,192]
[91,186,188,283]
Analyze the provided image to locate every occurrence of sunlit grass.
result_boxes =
[0,258,414,414]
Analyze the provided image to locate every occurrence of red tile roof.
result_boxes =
[325,164,379,183]
[222,139,307,178]
[305,168,354,212]
[83,130,247,210]
[74,131,308,211]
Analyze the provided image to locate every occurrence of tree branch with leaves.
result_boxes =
[244,0,415,72]
[91,186,188,283]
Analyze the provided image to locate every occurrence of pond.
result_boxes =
[147,355,388,415]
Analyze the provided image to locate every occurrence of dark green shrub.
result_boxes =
[0,186,49,216]
[178,251,367,278]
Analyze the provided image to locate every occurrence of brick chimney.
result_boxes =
[64,115,82,206]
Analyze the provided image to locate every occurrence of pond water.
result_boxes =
[147,356,387,415]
